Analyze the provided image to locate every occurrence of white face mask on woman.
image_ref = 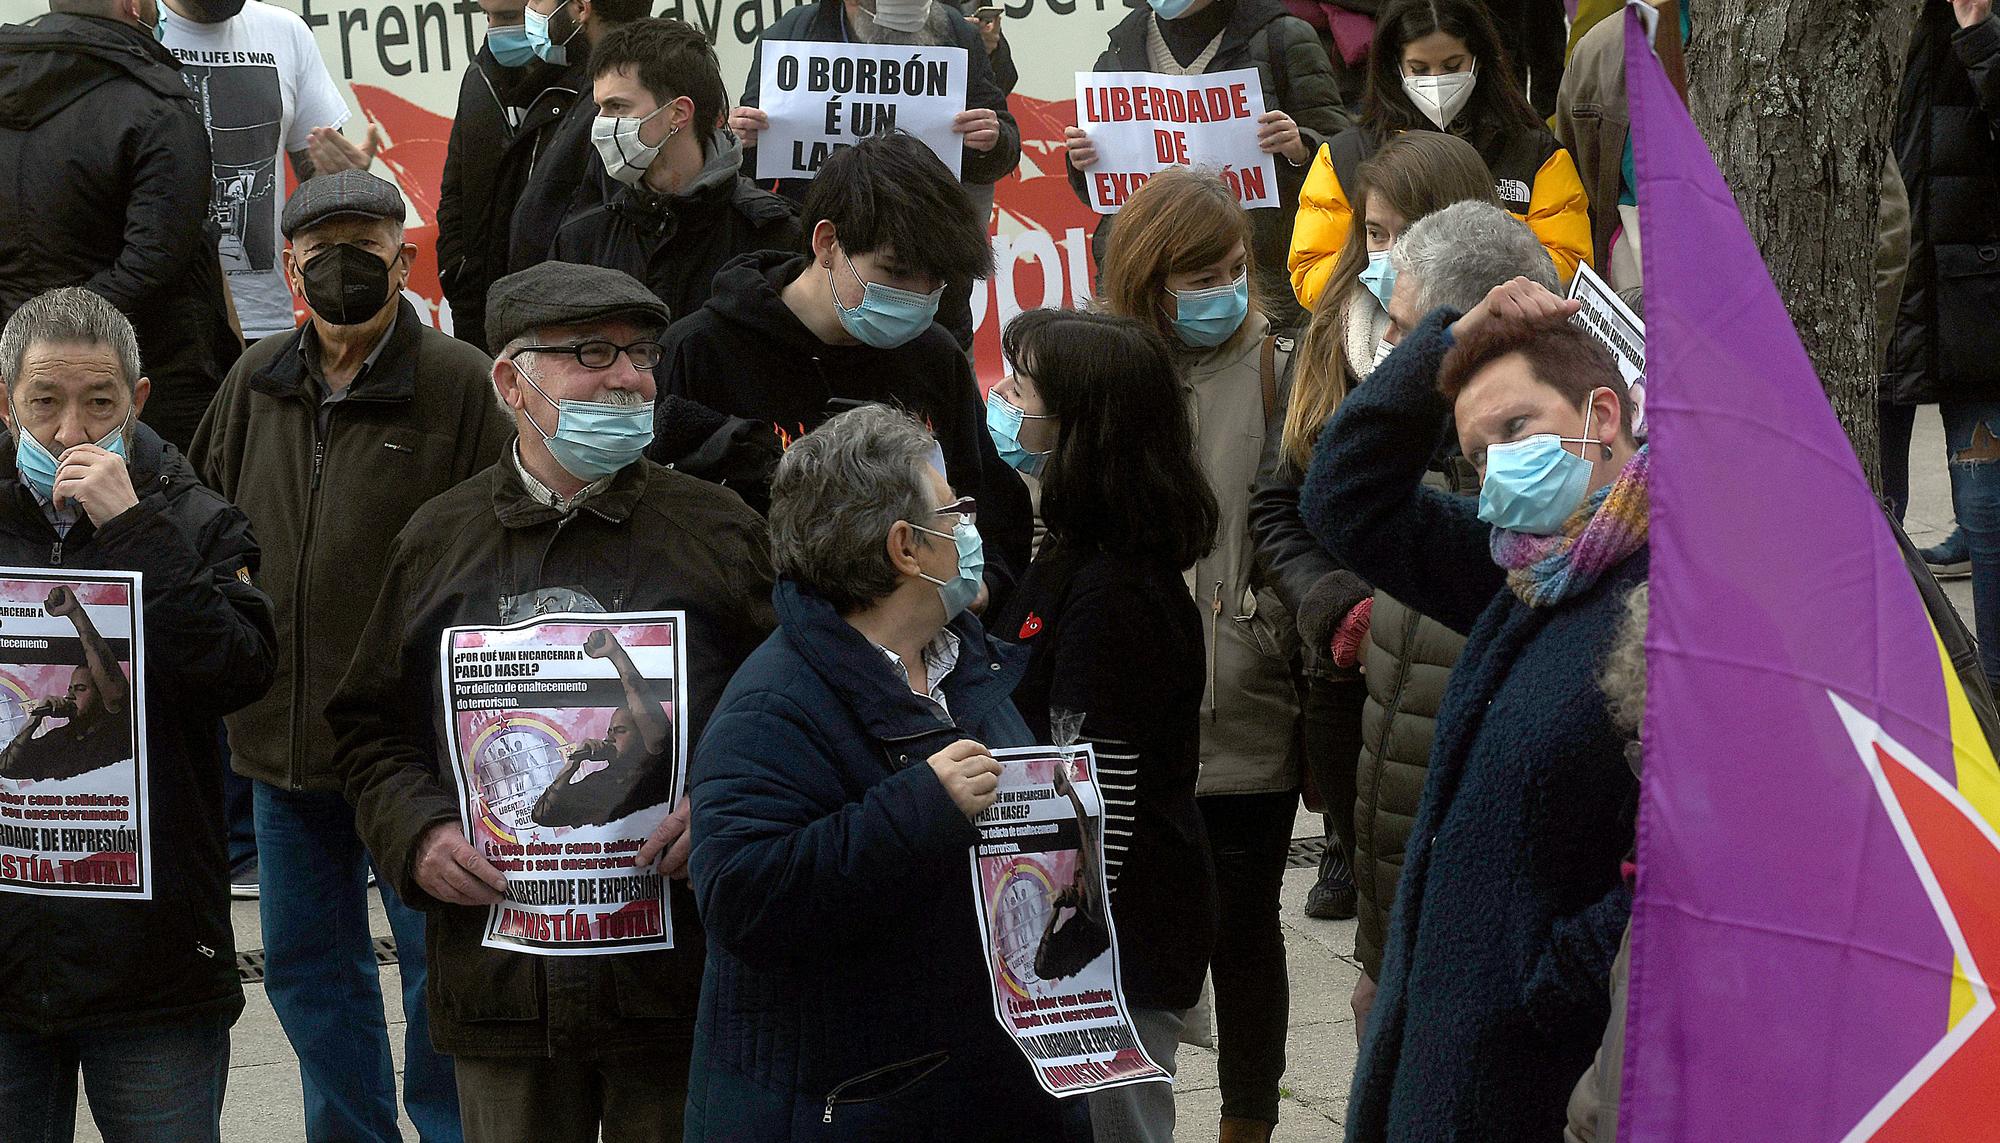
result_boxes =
[1403,61,1478,130]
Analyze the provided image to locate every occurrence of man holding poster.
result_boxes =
[331,262,774,1143]
[0,288,277,1142]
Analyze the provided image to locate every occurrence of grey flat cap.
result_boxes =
[484,263,672,356]
[281,169,406,240]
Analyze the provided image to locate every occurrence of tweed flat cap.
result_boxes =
[280,169,406,239]
[484,263,672,356]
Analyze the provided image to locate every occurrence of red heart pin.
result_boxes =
[1018,613,1043,639]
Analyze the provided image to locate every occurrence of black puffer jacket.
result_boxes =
[1888,11,2000,405]
[1068,0,1349,330]
[438,48,584,351]
[551,134,800,326]
[0,14,237,451]
[0,425,277,1035]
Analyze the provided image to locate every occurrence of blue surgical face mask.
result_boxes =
[830,250,942,349]
[516,363,653,482]
[1476,396,1602,535]
[12,414,130,502]
[1147,0,1199,19]
[1359,249,1397,313]
[523,4,575,65]
[985,388,1054,476]
[1168,272,1249,349]
[487,24,536,67]
[911,515,984,621]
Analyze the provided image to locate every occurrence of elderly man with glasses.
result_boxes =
[329,261,776,1143]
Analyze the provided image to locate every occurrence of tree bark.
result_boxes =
[1687,0,1917,491]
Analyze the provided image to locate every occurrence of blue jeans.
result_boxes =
[1943,401,2000,684]
[255,783,461,1143]
[0,1013,229,1142]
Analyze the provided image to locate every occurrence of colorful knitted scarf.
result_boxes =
[1491,445,1650,608]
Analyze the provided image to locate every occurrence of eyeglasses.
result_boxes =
[933,496,977,525]
[511,339,665,371]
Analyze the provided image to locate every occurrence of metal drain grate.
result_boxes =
[238,935,399,984]
[1286,835,1329,868]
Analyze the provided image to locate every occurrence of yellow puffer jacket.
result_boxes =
[1288,123,1592,308]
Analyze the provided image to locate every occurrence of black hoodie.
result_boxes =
[0,13,236,451]
[652,250,1031,606]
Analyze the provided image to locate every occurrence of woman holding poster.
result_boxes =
[990,308,1220,1143]
[1287,0,1591,307]
[1095,168,1303,1143]
[685,405,1085,1142]
[1062,0,1348,330]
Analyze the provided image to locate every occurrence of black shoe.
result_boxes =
[1303,842,1357,920]
[229,859,259,900]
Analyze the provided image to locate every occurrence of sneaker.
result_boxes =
[1922,532,1970,580]
[1303,842,1357,921]
[229,859,258,900]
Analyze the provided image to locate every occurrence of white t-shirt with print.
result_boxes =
[162,0,351,339]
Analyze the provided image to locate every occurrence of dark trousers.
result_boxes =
[1881,397,1919,524]
[1302,676,1367,871]
[219,727,254,874]
[454,1047,690,1143]
[1196,790,1298,1125]
[0,1013,230,1143]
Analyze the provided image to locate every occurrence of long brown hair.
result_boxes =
[1281,132,1497,470]
[1097,167,1262,354]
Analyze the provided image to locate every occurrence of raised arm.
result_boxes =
[44,586,127,717]
[585,630,671,756]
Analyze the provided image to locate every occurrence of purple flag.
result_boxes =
[1620,2,2000,1138]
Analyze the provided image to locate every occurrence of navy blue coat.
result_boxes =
[1301,311,1642,1143]
[686,579,1082,1141]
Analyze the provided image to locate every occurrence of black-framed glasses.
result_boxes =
[933,496,977,525]
[511,339,665,371]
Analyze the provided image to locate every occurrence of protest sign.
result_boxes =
[756,40,968,181]
[1075,68,1278,213]
[0,571,149,900]
[1568,261,1647,434]
[971,744,1169,1098]
[441,612,688,956]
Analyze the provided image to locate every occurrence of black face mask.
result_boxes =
[300,244,395,326]
[179,0,246,20]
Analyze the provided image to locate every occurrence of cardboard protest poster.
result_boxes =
[0,571,149,900]
[756,40,968,180]
[440,612,688,956]
[1568,261,1647,434]
[971,744,1169,1097]
[1075,68,1278,213]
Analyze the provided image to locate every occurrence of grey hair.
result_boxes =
[1391,201,1560,316]
[1600,581,1649,773]
[0,287,142,393]
[769,403,938,613]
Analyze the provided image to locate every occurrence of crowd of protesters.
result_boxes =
[0,0,1992,1139]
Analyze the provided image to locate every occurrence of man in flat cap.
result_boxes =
[189,167,514,1143]
[329,261,775,1143]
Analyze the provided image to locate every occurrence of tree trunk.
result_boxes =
[1687,1,1916,491]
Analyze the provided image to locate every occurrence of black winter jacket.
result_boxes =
[0,425,277,1035]
[439,47,584,351]
[1888,11,2000,405]
[508,52,597,275]
[652,251,1033,605]
[1301,312,1639,1143]
[1069,0,1349,329]
[329,456,775,1058]
[0,14,237,451]
[551,136,800,326]
[738,0,1023,196]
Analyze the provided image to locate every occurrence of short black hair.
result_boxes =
[1003,308,1217,569]
[799,132,994,284]
[592,18,726,144]
[589,0,653,25]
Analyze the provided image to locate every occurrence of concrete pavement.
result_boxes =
[75,407,1967,1142]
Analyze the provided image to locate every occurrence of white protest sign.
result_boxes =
[1075,68,1278,214]
[1566,262,1648,436]
[757,40,968,181]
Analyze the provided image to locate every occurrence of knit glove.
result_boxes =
[1296,569,1372,649]
[1331,596,1373,669]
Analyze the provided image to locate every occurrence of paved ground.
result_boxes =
[75,409,1968,1142]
